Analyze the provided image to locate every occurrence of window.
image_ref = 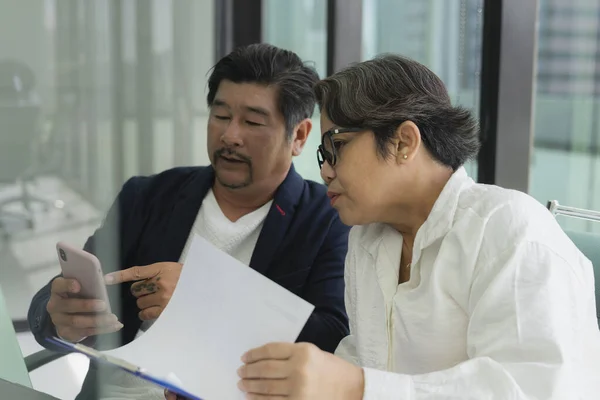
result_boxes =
[529,0,600,233]
[0,1,215,396]
[262,0,328,182]
[362,0,485,179]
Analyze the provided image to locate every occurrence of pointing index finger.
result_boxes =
[104,265,160,285]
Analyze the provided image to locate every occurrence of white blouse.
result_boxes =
[336,167,600,400]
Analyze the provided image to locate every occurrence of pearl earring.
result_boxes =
[403,154,408,159]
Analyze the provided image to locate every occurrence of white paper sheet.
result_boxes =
[102,235,315,399]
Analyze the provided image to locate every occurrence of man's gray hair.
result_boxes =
[314,54,480,170]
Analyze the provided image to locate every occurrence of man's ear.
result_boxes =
[394,121,421,163]
[292,118,312,156]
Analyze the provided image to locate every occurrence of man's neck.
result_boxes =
[212,179,282,222]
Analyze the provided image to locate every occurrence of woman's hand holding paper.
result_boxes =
[237,342,364,400]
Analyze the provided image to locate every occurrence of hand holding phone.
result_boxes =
[47,242,123,343]
[46,278,123,342]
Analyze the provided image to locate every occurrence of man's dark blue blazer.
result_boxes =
[28,164,350,399]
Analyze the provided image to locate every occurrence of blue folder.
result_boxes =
[46,337,202,400]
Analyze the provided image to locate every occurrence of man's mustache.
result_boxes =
[214,148,252,165]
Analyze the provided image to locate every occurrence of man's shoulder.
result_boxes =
[296,178,338,218]
[300,178,329,201]
[289,177,349,237]
[121,166,209,196]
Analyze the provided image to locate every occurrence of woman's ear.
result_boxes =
[394,121,422,163]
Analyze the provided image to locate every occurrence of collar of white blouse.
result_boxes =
[366,166,473,269]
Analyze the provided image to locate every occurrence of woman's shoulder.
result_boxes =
[458,183,551,225]
[456,183,578,262]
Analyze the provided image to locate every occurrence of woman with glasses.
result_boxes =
[234,55,599,399]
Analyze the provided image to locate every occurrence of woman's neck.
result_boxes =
[389,167,453,238]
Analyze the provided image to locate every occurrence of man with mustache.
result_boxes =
[27,43,350,400]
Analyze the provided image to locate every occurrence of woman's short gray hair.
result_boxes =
[314,54,480,170]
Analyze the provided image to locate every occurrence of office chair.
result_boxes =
[0,60,61,238]
[547,200,600,328]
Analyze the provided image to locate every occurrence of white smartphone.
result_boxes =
[56,241,112,314]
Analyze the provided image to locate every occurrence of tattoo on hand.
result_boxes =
[131,281,157,294]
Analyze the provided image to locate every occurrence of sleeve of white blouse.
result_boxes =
[360,240,597,400]
[334,231,360,366]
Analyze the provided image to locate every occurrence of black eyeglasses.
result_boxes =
[317,127,362,169]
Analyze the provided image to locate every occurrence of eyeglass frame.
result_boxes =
[316,127,363,169]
